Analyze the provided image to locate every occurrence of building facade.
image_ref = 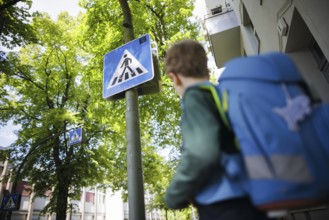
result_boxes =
[203,0,329,102]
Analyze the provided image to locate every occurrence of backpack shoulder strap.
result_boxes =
[199,84,230,129]
[198,83,241,151]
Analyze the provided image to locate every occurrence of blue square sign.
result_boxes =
[103,34,154,99]
[69,128,83,146]
[1,194,21,211]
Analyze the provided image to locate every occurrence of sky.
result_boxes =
[30,0,83,19]
[29,0,206,20]
[1,0,210,147]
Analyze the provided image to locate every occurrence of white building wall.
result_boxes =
[33,197,48,210]
[210,0,329,101]
[20,196,30,211]
[105,190,124,220]
[229,0,293,53]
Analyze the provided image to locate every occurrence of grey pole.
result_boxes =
[117,0,146,217]
[125,88,146,220]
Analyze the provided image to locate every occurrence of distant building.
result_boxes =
[0,160,165,220]
[0,159,124,220]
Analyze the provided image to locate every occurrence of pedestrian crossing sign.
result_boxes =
[1,194,21,211]
[69,128,83,146]
[103,34,159,100]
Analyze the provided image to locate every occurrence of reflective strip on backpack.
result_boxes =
[245,155,313,182]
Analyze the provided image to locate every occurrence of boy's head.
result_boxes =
[165,39,209,77]
[165,39,209,96]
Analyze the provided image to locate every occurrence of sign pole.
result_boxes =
[118,1,146,219]
[125,89,145,220]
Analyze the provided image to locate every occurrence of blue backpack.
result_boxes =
[203,52,329,210]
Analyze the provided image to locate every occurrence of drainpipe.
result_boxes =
[94,187,97,220]
[81,187,86,220]
[26,185,35,220]
[0,160,9,198]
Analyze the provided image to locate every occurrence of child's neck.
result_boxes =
[182,77,209,89]
[179,76,209,97]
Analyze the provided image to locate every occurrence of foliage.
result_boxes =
[0,0,202,217]
[80,0,200,59]
[0,0,36,49]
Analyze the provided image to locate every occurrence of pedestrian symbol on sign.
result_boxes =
[103,34,160,100]
[107,49,148,89]
[69,128,83,146]
[71,131,80,143]
[1,194,21,211]
[3,197,15,210]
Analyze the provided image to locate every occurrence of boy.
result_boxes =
[164,39,270,220]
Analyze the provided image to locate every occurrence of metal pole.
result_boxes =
[117,0,145,218]
[125,88,145,220]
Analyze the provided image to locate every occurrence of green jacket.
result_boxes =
[165,82,235,209]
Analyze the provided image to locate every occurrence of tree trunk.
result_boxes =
[0,15,5,36]
[55,178,69,220]
[118,0,134,42]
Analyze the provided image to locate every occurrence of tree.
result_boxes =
[1,12,123,219]
[1,0,201,218]
[0,0,36,49]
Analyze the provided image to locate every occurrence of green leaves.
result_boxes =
[0,0,36,49]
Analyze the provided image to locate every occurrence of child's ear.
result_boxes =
[168,72,182,86]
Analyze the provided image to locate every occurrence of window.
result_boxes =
[310,38,329,83]
[241,3,260,54]
[85,192,95,203]
[98,193,105,204]
[211,6,222,15]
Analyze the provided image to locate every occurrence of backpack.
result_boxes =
[201,52,329,210]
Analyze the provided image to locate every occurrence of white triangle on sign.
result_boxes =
[71,131,80,142]
[4,197,16,209]
[107,49,148,89]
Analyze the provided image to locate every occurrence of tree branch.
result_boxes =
[0,0,22,11]
[44,52,55,109]
[118,0,134,42]
[56,48,71,109]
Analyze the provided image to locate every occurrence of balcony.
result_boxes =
[204,8,241,68]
